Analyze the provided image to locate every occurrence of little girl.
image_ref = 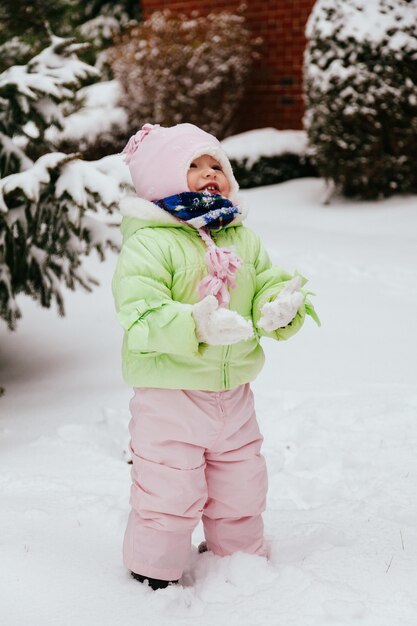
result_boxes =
[112,123,318,590]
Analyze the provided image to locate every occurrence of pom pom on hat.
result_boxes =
[121,123,161,165]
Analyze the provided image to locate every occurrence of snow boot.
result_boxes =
[130,571,179,590]
[198,541,208,554]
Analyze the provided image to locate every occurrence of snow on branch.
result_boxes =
[0,153,69,210]
[0,131,33,175]
[56,158,123,209]
[0,35,100,142]
[28,35,99,86]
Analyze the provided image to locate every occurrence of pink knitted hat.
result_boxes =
[121,123,239,203]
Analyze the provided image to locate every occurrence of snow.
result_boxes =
[307,0,417,51]
[0,153,130,216]
[305,1,417,100]
[45,81,128,146]
[31,35,100,84]
[0,37,98,109]
[0,131,33,176]
[222,128,307,166]
[0,64,70,102]
[79,15,121,43]
[1,177,417,625]
[0,153,66,207]
[56,158,122,209]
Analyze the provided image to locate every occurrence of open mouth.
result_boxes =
[201,182,220,193]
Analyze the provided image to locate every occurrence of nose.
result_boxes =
[203,166,216,177]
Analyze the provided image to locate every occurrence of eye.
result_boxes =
[189,162,197,168]
[212,165,222,171]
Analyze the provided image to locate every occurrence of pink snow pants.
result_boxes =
[123,383,268,581]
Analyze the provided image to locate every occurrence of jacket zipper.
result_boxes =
[200,229,231,388]
[222,345,231,389]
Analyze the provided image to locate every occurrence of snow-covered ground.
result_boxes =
[222,128,308,165]
[1,178,417,625]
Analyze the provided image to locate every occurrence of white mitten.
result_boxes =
[258,276,304,332]
[192,295,254,345]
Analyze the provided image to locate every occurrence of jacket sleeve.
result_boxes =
[251,232,306,341]
[112,232,199,356]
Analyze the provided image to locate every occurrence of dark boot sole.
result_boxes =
[130,571,179,590]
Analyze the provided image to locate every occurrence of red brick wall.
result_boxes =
[141,0,316,133]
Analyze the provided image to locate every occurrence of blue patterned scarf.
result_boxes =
[154,191,240,230]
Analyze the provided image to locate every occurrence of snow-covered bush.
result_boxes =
[231,154,318,190]
[304,0,417,199]
[76,2,141,78]
[0,2,140,162]
[0,36,129,330]
[0,0,141,71]
[0,37,33,72]
[107,9,259,139]
[48,80,129,160]
[222,129,318,189]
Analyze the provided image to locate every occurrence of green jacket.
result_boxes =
[112,195,317,391]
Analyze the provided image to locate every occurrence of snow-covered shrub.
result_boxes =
[0,0,141,71]
[0,1,140,161]
[231,154,318,189]
[304,0,417,199]
[222,129,318,189]
[0,36,129,330]
[48,80,129,160]
[107,9,259,139]
[76,1,141,77]
[0,37,33,72]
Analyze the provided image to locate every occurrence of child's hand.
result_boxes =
[192,296,254,345]
[258,276,304,332]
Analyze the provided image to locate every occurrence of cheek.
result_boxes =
[222,177,231,197]
[187,170,198,192]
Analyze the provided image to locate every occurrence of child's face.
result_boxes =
[187,154,231,198]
